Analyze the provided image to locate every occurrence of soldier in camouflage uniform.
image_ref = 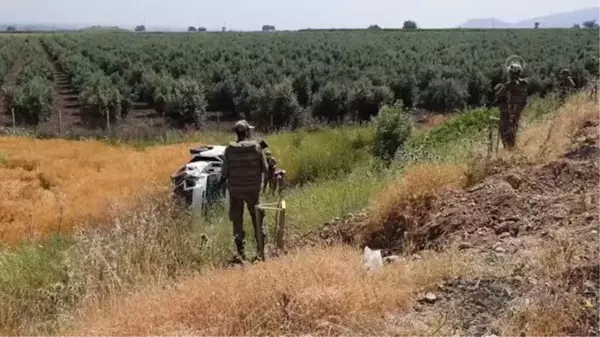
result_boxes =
[273,168,286,195]
[262,150,277,194]
[262,150,287,196]
[494,63,529,150]
[220,120,268,262]
[558,68,576,104]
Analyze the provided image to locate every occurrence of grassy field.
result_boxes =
[1,89,592,334]
[63,94,600,336]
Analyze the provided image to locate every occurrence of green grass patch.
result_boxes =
[267,126,374,184]
[0,235,74,334]
[115,124,376,186]
[407,107,499,151]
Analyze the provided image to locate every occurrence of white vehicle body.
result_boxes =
[171,145,229,215]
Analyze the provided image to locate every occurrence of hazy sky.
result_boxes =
[1,0,598,30]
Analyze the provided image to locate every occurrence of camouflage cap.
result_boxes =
[560,68,570,75]
[232,120,255,133]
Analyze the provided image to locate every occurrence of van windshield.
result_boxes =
[189,156,221,163]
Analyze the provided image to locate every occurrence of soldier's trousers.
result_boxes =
[229,192,266,259]
[499,104,525,150]
[263,173,276,194]
[558,90,569,105]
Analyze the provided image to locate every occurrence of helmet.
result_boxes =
[265,149,272,156]
[232,120,255,133]
[508,63,523,75]
[504,55,526,78]
[560,68,570,76]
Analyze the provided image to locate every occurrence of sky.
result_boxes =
[0,0,598,30]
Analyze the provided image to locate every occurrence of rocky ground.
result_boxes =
[296,118,600,335]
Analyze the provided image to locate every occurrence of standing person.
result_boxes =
[558,69,576,104]
[220,120,268,262]
[273,168,287,196]
[263,150,278,195]
[494,63,529,150]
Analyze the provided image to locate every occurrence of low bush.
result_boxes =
[372,102,413,163]
[10,39,55,126]
[12,77,54,125]
[162,78,208,127]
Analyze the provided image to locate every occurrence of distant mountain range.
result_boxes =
[460,7,599,28]
[1,7,599,32]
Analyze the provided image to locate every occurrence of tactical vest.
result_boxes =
[224,140,263,197]
[505,79,528,105]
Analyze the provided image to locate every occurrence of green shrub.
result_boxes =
[311,82,348,123]
[10,40,55,126]
[163,78,208,127]
[346,78,394,121]
[372,103,413,163]
[419,77,469,112]
[80,72,124,126]
[140,70,175,108]
[207,78,237,118]
[12,77,54,125]
[251,78,302,131]
[389,75,419,109]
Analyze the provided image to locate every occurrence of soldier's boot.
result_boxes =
[230,240,246,263]
[232,229,247,263]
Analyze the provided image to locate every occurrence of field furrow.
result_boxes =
[43,44,82,134]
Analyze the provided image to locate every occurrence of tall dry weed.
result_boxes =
[67,247,490,336]
[518,93,598,162]
[370,162,467,227]
[0,195,229,335]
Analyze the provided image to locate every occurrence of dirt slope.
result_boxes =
[294,112,600,336]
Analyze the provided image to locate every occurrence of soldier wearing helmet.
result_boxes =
[220,119,268,262]
[262,149,277,194]
[262,149,286,196]
[494,62,529,150]
[558,68,576,103]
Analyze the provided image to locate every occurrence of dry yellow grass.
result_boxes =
[66,245,495,336]
[370,162,467,226]
[518,93,598,161]
[0,137,199,243]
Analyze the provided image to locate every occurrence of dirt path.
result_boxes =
[0,56,25,127]
[38,43,82,136]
